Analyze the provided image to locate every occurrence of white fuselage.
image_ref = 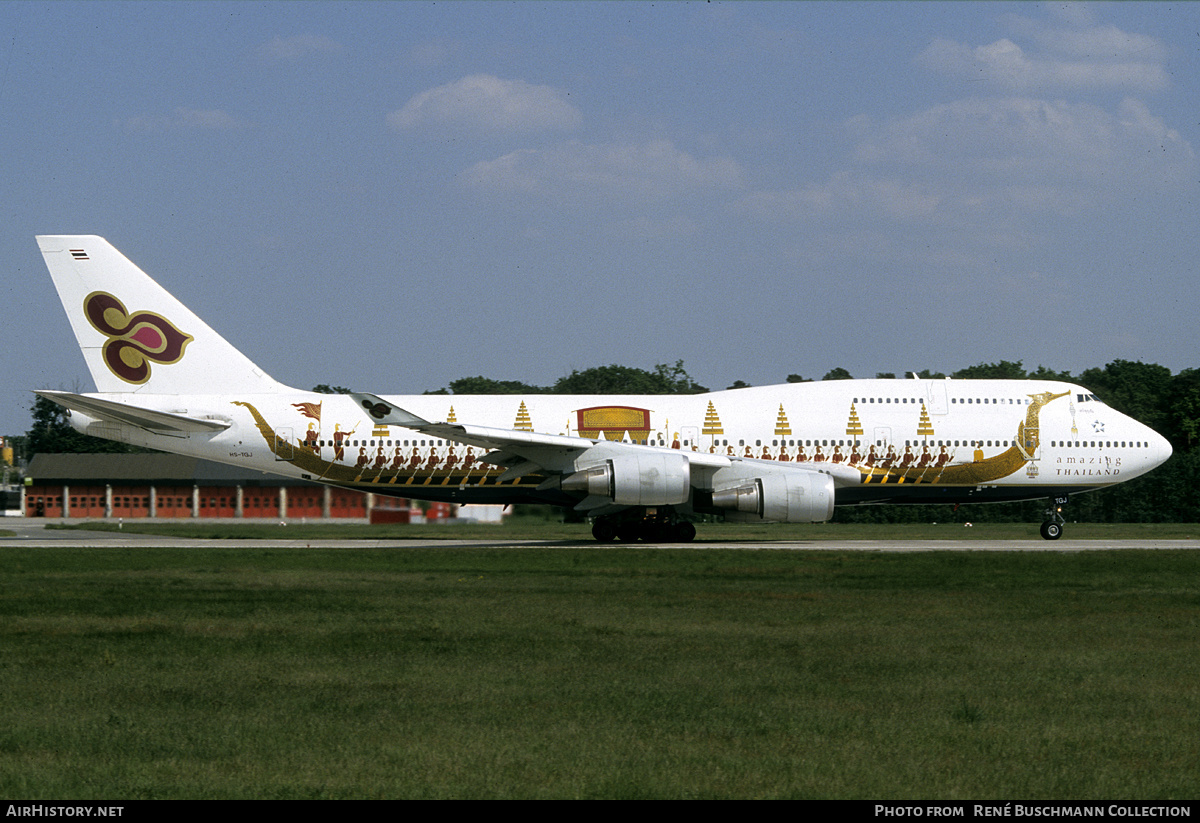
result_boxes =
[67,378,1173,511]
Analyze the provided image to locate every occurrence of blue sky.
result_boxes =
[3,1,1197,438]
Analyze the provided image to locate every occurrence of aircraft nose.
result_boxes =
[1149,430,1173,469]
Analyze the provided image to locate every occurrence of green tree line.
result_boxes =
[422,360,709,396]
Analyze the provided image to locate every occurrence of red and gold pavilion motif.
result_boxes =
[575,406,652,441]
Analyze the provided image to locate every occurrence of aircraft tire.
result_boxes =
[1040,521,1063,540]
[592,520,617,542]
[674,522,696,543]
[616,524,641,543]
[644,524,673,543]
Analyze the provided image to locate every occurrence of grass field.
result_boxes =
[1,543,1198,798]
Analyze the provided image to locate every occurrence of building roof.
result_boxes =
[26,453,316,486]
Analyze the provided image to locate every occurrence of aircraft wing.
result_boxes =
[35,390,231,434]
[350,392,735,486]
[346,392,855,516]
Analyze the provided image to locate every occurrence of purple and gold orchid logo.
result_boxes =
[83,291,194,385]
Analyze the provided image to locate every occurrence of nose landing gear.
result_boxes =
[1040,495,1068,540]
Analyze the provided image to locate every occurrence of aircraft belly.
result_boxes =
[837,483,1103,506]
[335,482,576,508]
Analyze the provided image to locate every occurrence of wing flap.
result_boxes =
[350,392,603,457]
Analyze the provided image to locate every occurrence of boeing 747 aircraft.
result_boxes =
[35,236,1172,541]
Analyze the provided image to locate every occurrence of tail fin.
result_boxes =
[37,235,288,395]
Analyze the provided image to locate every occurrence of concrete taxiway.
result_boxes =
[3,519,1198,551]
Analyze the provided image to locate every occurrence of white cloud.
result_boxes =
[738,173,942,223]
[116,107,246,133]
[1006,9,1168,62]
[390,74,582,134]
[739,90,1195,242]
[917,12,1170,95]
[260,34,342,61]
[918,36,1168,93]
[463,139,745,202]
[852,97,1194,187]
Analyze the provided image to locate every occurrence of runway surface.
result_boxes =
[3,519,1198,551]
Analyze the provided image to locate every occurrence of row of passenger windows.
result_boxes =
[315,439,448,448]
[1050,441,1145,448]
[622,437,1150,449]
[312,434,1146,451]
[859,395,1106,406]
[852,397,1034,405]
[715,439,1012,448]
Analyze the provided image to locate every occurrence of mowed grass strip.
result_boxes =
[0,547,1197,798]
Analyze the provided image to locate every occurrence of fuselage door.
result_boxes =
[926,381,949,415]
[1020,426,1040,461]
[274,427,294,461]
[681,426,699,449]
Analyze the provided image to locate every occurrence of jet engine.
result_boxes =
[711,468,835,523]
[562,452,691,506]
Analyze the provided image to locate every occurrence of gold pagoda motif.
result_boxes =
[774,404,792,437]
[446,405,457,423]
[701,401,724,435]
[513,401,534,432]
[916,402,935,438]
[845,403,864,440]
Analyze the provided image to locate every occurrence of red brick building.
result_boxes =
[24,454,378,519]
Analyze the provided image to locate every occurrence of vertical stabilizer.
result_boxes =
[37,235,288,394]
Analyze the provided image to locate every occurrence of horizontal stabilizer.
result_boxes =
[35,390,231,434]
[348,393,432,429]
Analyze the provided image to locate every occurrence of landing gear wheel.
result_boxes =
[591,520,617,543]
[645,524,674,543]
[673,522,696,543]
[1040,521,1062,540]
[616,524,641,543]
[1041,495,1068,541]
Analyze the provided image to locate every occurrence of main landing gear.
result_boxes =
[591,511,696,543]
[1040,495,1068,540]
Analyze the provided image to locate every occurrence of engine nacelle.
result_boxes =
[562,452,691,506]
[711,469,835,523]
